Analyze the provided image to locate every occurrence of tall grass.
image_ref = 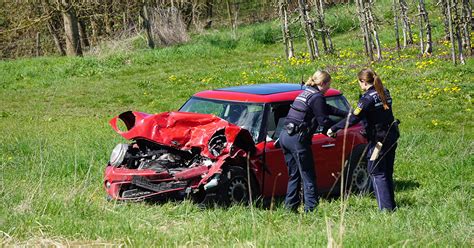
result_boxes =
[1,0,473,246]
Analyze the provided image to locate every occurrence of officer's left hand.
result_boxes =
[327,129,336,138]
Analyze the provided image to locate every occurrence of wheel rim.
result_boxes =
[228,178,248,203]
[352,162,369,192]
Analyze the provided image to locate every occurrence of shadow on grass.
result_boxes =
[110,180,420,210]
[395,179,420,191]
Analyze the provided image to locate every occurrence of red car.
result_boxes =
[105,83,369,204]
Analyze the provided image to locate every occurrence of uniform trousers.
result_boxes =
[280,131,319,212]
[367,138,398,211]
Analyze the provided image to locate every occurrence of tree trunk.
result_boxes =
[141,3,155,49]
[47,19,66,56]
[104,0,114,36]
[78,19,90,49]
[419,0,433,54]
[314,0,327,53]
[204,0,213,29]
[366,0,382,60]
[314,0,333,53]
[226,0,239,38]
[452,0,465,64]
[61,0,82,56]
[298,0,319,59]
[279,0,295,59]
[90,17,99,46]
[399,0,413,47]
[446,0,457,64]
[417,1,425,54]
[356,0,373,61]
[461,0,472,55]
[393,0,401,52]
[35,32,41,57]
[440,0,451,40]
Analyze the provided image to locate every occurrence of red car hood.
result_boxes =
[109,111,255,158]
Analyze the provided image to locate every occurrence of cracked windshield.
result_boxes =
[180,97,263,142]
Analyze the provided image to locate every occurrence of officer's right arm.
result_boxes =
[311,95,334,128]
[330,96,370,132]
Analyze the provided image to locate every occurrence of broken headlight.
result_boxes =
[208,133,227,157]
[109,143,129,167]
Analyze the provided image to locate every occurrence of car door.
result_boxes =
[261,103,291,197]
[311,95,355,192]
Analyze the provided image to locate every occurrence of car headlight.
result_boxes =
[109,143,129,167]
[208,133,227,157]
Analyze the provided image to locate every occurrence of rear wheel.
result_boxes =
[344,146,372,194]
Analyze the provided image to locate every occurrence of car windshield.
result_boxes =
[179,97,264,143]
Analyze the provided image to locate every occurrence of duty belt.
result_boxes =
[285,122,300,136]
[285,122,311,142]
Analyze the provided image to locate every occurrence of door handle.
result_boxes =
[321,143,335,148]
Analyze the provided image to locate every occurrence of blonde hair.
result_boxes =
[305,70,331,87]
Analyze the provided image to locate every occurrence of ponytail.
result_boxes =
[373,75,389,110]
[358,69,390,110]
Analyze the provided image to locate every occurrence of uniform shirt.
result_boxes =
[331,86,395,142]
[285,86,348,132]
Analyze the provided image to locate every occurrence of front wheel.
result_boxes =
[218,166,258,206]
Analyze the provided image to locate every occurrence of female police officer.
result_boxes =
[280,70,347,212]
[327,69,400,211]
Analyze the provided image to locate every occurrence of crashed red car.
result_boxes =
[105,83,369,204]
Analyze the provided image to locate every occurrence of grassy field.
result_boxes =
[1,1,473,246]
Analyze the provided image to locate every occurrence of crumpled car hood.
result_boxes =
[109,111,255,158]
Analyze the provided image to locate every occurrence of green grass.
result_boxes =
[1,1,473,246]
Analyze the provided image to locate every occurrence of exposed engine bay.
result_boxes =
[104,111,258,201]
[109,139,214,174]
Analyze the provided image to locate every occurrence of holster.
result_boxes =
[297,129,309,142]
[285,123,299,136]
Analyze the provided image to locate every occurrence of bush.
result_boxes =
[205,35,239,49]
[325,4,359,34]
[250,25,279,44]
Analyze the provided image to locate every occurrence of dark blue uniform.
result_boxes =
[281,86,347,212]
[330,86,400,211]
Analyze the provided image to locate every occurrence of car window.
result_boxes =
[266,96,350,139]
[326,95,350,123]
[181,99,223,116]
[179,97,264,143]
[266,103,291,140]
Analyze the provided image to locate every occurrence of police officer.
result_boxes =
[327,69,400,211]
[280,70,348,212]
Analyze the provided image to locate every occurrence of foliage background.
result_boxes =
[1,0,473,246]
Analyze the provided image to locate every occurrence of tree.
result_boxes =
[442,0,468,64]
[460,0,472,55]
[204,0,214,29]
[140,2,155,49]
[444,0,458,64]
[399,0,413,48]
[226,0,240,39]
[60,0,82,56]
[417,0,433,55]
[367,0,382,60]
[393,0,401,52]
[278,0,295,59]
[312,0,333,54]
[42,1,66,56]
[451,0,465,64]
[298,0,319,59]
[356,0,375,61]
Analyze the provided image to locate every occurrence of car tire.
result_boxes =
[218,165,258,206]
[344,145,373,195]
